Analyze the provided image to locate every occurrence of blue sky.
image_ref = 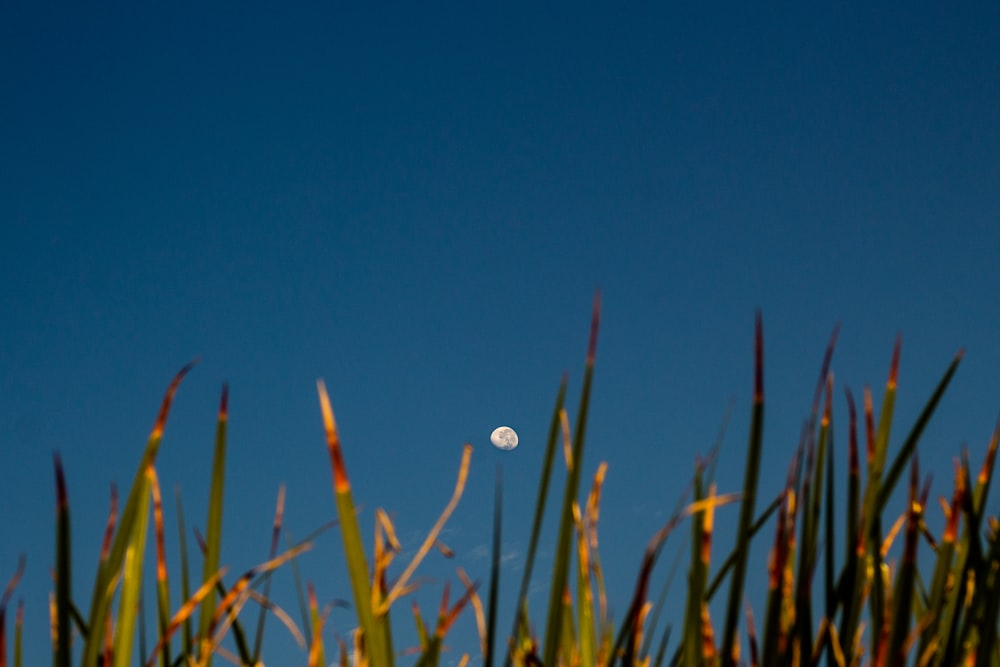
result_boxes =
[2,2,999,664]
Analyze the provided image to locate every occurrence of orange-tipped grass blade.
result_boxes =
[379,444,472,614]
[457,567,487,660]
[316,379,392,666]
[307,583,326,667]
[148,466,172,667]
[144,566,229,667]
[82,361,196,667]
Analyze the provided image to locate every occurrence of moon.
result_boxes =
[490,426,519,451]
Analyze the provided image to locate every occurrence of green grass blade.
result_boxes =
[542,292,600,667]
[877,350,963,513]
[317,381,393,667]
[148,468,171,667]
[196,384,228,667]
[81,362,196,667]
[719,313,764,667]
[113,465,152,667]
[53,455,71,667]
[1,557,26,667]
[307,583,326,667]
[503,375,567,667]
[15,599,24,667]
[173,490,193,657]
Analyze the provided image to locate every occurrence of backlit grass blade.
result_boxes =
[307,583,325,667]
[573,500,594,667]
[762,456,796,667]
[197,384,228,667]
[503,374,567,667]
[148,467,171,667]
[53,454,71,667]
[861,340,901,656]
[112,464,153,667]
[173,489,194,657]
[720,312,764,667]
[542,291,600,667]
[81,361,196,667]
[877,350,963,513]
[316,380,393,666]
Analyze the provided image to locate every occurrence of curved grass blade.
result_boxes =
[82,361,197,667]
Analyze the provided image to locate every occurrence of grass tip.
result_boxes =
[219,382,229,418]
[888,335,902,388]
[754,311,764,403]
[53,453,67,511]
[587,290,602,364]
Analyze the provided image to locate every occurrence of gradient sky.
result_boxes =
[2,2,1000,665]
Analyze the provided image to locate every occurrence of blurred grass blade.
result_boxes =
[485,466,502,667]
[542,292,600,667]
[307,583,325,667]
[503,375,567,667]
[113,464,153,667]
[720,312,764,667]
[877,350,963,513]
[1,556,26,667]
[317,380,394,666]
[148,467,171,667]
[82,361,196,667]
[197,384,228,667]
[53,454,71,667]
[173,489,194,657]
[252,484,286,664]
[15,599,24,667]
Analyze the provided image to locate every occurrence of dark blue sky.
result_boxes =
[2,2,999,664]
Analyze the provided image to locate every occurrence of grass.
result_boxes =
[2,292,999,666]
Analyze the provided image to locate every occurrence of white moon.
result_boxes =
[490,426,519,451]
